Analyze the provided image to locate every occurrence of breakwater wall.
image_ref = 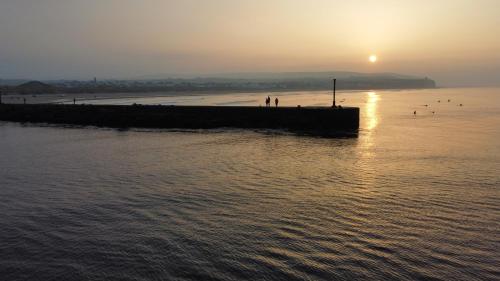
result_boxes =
[0,104,359,134]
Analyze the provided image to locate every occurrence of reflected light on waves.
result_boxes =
[366,91,379,131]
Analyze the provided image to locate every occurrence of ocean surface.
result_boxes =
[1,88,499,280]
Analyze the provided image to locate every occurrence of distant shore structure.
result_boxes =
[332,78,337,107]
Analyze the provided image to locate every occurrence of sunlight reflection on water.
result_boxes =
[366,91,379,131]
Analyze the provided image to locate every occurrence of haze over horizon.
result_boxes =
[1,0,499,86]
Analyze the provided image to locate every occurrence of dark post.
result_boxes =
[332,78,337,107]
[0,91,2,105]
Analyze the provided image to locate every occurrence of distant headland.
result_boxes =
[0,71,436,95]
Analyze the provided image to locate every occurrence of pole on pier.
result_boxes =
[332,78,337,108]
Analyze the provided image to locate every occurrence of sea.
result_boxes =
[1,88,499,280]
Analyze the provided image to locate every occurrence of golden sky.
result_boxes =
[1,0,499,85]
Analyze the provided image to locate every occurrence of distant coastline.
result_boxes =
[0,72,436,95]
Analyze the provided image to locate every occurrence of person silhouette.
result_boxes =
[275,97,279,107]
[266,96,271,107]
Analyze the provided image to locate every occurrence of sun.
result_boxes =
[369,55,378,63]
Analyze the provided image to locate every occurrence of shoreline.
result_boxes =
[0,87,440,105]
[0,87,438,96]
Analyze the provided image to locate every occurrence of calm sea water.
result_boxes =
[1,88,499,280]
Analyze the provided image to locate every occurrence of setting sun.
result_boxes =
[369,55,378,63]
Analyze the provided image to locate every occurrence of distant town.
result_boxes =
[0,72,436,95]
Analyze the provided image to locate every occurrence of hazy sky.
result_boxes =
[1,0,499,86]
